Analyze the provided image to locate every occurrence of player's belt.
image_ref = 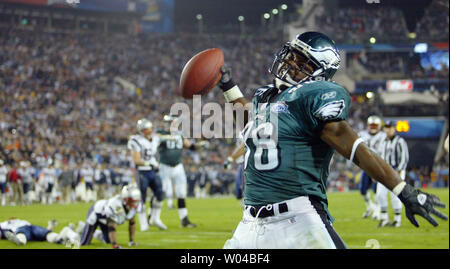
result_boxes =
[245,203,288,218]
[137,165,158,171]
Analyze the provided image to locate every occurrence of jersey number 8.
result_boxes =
[243,121,279,171]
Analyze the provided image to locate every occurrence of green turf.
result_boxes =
[0,188,448,249]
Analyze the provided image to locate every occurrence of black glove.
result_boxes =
[217,66,236,91]
[398,184,448,227]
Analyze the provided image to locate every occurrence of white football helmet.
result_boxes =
[137,118,153,133]
[121,185,141,210]
[367,116,383,134]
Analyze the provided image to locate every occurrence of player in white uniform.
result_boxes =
[38,162,57,204]
[80,162,95,202]
[157,115,207,228]
[127,118,166,231]
[77,184,140,248]
[17,161,35,205]
[357,116,386,220]
[0,218,79,246]
[0,159,8,206]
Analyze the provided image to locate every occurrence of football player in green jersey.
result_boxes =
[157,114,209,228]
[216,32,447,249]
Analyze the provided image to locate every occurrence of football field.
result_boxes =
[0,188,448,249]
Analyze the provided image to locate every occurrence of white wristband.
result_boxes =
[349,138,364,163]
[392,181,406,196]
[223,85,244,102]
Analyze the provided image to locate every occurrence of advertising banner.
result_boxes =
[140,0,174,33]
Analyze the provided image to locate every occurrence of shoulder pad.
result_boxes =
[109,196,125,213]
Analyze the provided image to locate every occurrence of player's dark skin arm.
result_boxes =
[129,217,136,243]
[320,120,402,190]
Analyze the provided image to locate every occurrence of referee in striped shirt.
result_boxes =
[376,120,409,227]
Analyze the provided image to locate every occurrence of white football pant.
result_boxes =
[224,196,346,249]
[376,170,405,219]
[160,163,187,199]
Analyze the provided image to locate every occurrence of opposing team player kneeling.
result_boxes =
[77,185,141,248]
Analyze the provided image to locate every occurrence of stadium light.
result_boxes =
[196,14,203,20]
[366,91,374,99]
[369,37,376,44]
[272,8,279,15]
[408,32,417,39]
[414,43,428,53]
[238,15,244,22]
[281,4,288,10]
[264,13,270,19]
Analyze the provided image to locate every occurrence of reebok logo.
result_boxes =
[417,194,427,205]
[321,91,336,100]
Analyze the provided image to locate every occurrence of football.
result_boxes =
[179,48,224,99]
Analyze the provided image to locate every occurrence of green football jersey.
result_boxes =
[242,80,351,222]
[157,130,183,166]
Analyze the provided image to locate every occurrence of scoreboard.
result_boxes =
[384,118,446,139]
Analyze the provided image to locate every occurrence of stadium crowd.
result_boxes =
[316,1,449,44]
[316,7,408,44]
[348,51,449,79]
[414,0,450,42]
[1,0,449,206]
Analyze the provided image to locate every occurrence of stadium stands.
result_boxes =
[0,0,448,205]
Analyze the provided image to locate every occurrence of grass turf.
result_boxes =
[0,188,448,249]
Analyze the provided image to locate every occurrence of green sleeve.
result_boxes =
[301,86,351,131]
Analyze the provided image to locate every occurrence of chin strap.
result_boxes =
[274,78,293,91]
[275,73,329,93]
